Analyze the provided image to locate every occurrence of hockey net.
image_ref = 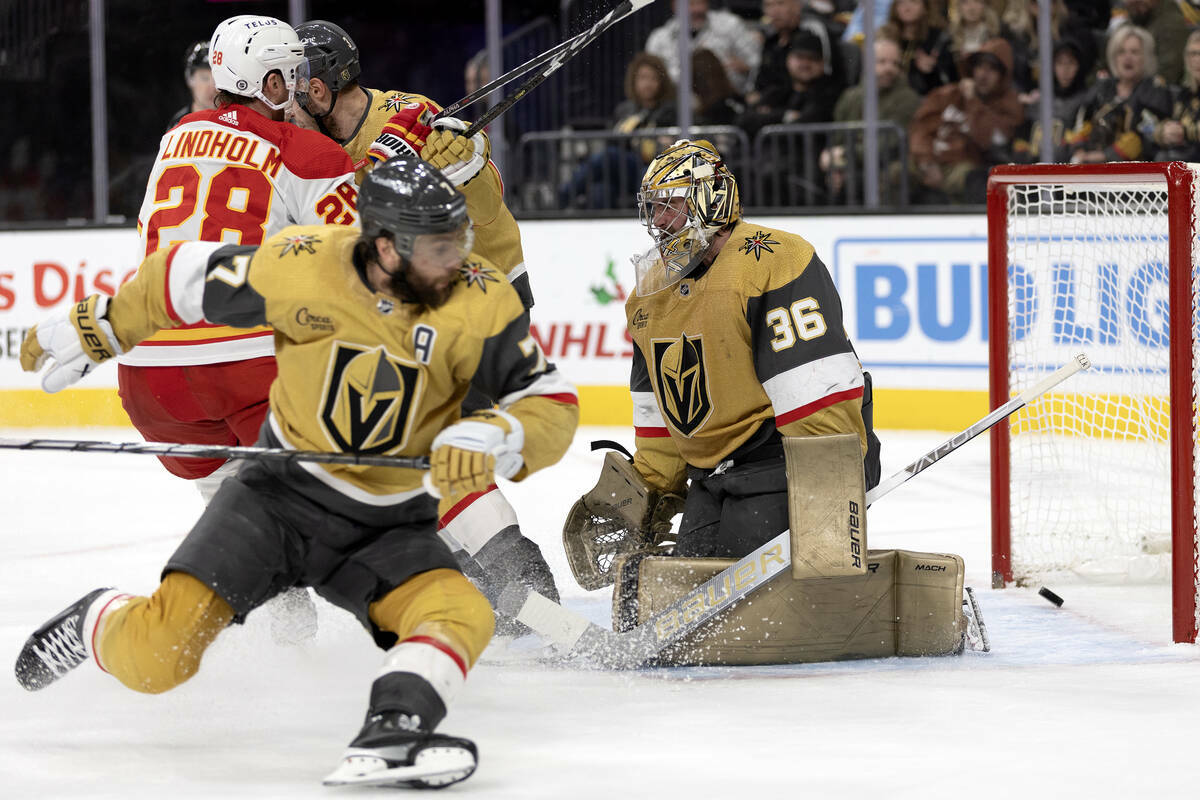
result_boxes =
[987,163,1199,644]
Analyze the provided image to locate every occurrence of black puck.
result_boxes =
[1038,587,1064,607]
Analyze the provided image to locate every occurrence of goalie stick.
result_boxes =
[449,0,660,139]
[0,437,430,470]
[498,353,1092,668]
[435,0,654,121]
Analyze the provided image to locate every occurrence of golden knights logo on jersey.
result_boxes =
[321,342,422,453]
[652,333,713,436]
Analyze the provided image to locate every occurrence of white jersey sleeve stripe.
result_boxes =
[762,352,864,420]
[497,370,578,408]
[167,241,228,324]
[632,390,666,428]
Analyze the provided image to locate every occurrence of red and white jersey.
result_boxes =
[124,105,358,366]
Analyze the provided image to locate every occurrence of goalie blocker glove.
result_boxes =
[19,294,124,393]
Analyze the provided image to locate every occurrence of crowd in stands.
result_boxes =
[559,0,1200,208]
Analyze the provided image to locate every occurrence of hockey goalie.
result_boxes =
[562,139,986,665]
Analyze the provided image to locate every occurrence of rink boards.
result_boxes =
[0,212,1087,430]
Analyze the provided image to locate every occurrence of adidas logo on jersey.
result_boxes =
[218,109,239,126]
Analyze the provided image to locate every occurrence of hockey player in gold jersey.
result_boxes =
[15,156,579,788]
[290,20,559,630]
[573,138,881,562]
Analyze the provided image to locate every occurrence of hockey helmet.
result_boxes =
[183,40,210,80]
[634,139,740,294]
[360,156,472,259]
[208,15,306,111]
[295,21,361,95]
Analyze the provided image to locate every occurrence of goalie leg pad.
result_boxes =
[622,549,968,665]
[895,550,966,656]
[783,433,868,579]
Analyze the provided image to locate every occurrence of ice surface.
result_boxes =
[1,427,1197,798]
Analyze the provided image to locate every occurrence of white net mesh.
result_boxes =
[1002,173,1199,640]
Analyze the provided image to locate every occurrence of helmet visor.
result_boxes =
[410,222,475,265]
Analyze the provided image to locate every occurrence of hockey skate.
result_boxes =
[15,588,120,690]
[323,711,477,789]
[961,587,991,653]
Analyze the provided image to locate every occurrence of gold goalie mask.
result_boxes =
[633,139,741,295]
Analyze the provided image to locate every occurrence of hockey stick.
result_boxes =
[498,353,1092,668]
[436,0,654,121]
[0,437,430,470]
[447,0,660,139]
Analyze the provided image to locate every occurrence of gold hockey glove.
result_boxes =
[20,294,123,393]
[425,409,524,498]
[423,118,489,187]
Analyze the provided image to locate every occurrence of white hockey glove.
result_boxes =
[20,294,123,393]
[425,409,524,499]
[423,117,489,187]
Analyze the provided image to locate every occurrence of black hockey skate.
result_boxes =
[15,588,114,691]
[322,711,477,789]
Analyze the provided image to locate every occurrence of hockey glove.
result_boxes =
[423,117,489,187]
[20,294,123,393]
[366,101,435,167]
[425,410,524,499]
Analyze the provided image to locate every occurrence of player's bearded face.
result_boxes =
[393,226,474,308]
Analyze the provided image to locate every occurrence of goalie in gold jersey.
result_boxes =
[567,139,880,570]
[290,20,557,626]
[15,156,578,789]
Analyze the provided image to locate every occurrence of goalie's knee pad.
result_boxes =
[619,549,966,666]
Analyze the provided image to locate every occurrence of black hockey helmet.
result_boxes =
[360,156,469,257]
[295,20,361,93]
[184,40,210,79]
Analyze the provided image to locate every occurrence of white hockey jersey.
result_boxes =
[124,105,358,366]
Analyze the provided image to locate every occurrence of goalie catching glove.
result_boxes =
[368,103,489,187]
[425,410,524,499]
[562,450,685,590]
[20,294,124,393]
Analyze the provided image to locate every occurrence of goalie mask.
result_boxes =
[633,139,741,295]
[209,15,306,111]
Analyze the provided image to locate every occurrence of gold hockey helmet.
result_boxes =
[633,139,741,294]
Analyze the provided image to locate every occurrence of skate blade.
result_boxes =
[322,747,476,788]
[963,587,991,653]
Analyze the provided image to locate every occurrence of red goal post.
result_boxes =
[987,162,1199,644]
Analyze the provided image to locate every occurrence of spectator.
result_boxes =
[1154,29,1200,161]
[909,38,1023,203]
[559,53,676,210]
[692,48,746,126]
[645,0,761,95]
[751,0,843,108]
[881,0,959,95]
[947,0,1004,74]
[1002,1,1096,99]
[824,36,922,203]
[1067,25,1171,163]
[1011,36,1092,162]
[740,29,844,136]
[1111,0,1191,86]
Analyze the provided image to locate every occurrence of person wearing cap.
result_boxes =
[739,28,844,136]
[908,37,1022,203]
[750,0,842,108]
